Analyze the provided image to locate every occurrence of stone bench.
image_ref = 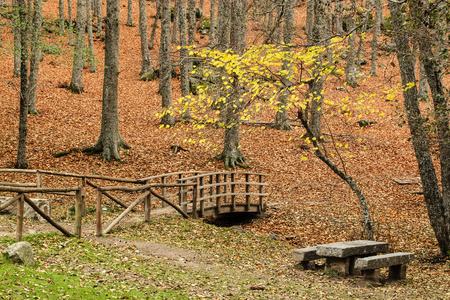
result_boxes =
[292,246,323,270]
[0,197,51,222]
[354,252,414,281]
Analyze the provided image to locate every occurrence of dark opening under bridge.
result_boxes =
[0,169,268,239]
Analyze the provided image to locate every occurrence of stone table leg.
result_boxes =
[325,257,350,276]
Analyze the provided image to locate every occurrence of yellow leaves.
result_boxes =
[301,157,308,161]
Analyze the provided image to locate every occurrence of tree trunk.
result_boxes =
[198,0,204,17]
[172,0,180,44]
[220,0,248,169]
[126,0,133,26]
[216,0,230,51]
[345,0,358,87]
[69,0,86,93]
[159,0,175,126]
[13,0,21,77]
[305,0,314,44]
[16,0,29,169]
[84,0,130,161]
[93,0,103,37]
[274,0,294,130]
[86,0,97,73]
[179,0,190,118]
[138,0,154,80]
[418,62,429,99]
[388,0,450,255]
[308,0,326,139]
[28,0,42,115]
[149,0,161,49]
[209,0,216,46]
[369,0,382,76]
[187,0,196,46]
[68,0,74,45]
[334,0,343,35]
[59,0,65,35]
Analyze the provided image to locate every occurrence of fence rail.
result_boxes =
[0,169,268,240]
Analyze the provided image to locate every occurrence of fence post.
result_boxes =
[215,174,221,215]
[96,189,102,237]
[192,183,198,218]
[223,173,228,203]
[245,173,250,211]
[209,174,214,202]
[161,176,166,208]
[81,177,87,217]
[16,193,24,241]
[36,170,42,199]
[75,189,82,238]
[230,173,236,212]
[144,190,151,222]
[258,174,264,213]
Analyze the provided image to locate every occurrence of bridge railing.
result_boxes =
[177,172,268,217]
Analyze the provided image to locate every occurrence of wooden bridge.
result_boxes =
[0,169,268,240]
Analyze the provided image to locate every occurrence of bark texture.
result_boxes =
[274,0,294,130]
[16,0,29,169]
[345,0,358,87]
[138,0,154,80]
[86,0,97,73]
[219,0,248,169]
[13,0,21,77]
[84,0,129,161]
[388,0,450,255]
[28,0,42,115]
[308,0,326,139]
[126,0,133,27]
[69,0,86,94]
[59,0,65,35]
[158,0,175,126]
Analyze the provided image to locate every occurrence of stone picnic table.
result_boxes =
[316,240,389,276]
[293,240,414,281]
[293,240,389,276]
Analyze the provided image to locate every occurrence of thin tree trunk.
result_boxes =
[172,0,180,44]
[84,0,130,161]
[149,0,161,49]
[94,0,103,37]
[28,0,42,115]
[138,0,154,80]
[126,0,133,26]
[274,0,294,130]
[69,0,86,93]
[16,0,29,169]
[308,0,326,139]
[300,117,374,240]
[198,0,204,17]
[209,0,216,46]
[179,0,190,118]
[334,0,343,35]
[159,0,175,126]
[216,0,230,51]
[13,0,21,77]
[305,0,314,44]
[59,0,65,35]
[68,0,74,45]
[187,0,196,46]
[389,0,450,255]
[345,0,358,87]
[418,62,429,99]
[86,0,97,72]
[370,0,382,76]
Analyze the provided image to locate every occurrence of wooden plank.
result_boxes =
[0,169,37,174]
[258,174,264,212]
[23,194,75,237]
[230,173,236,212]
[144,192,151,222]
[86,180,131,211]
[0,186,80,193]
[245,174,250,211]
[36,170,42,199]
[75,190,82,238]
[96,190,102,237]
[103,190,151,234]
[198,192,269,202]
[16,194,24,241]
[150,190,190,219]
[0,194,22,212]
[0,182,36,187]
[161,176,166,208]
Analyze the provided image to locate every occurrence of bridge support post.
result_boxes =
[96,189,102,237]
[144,190,151,222]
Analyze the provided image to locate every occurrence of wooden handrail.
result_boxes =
[197,192,269,202]
[137,171,209,182]
[176,172,268,182]
[0,182,37,187]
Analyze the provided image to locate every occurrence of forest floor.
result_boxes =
[1,0,450,298]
